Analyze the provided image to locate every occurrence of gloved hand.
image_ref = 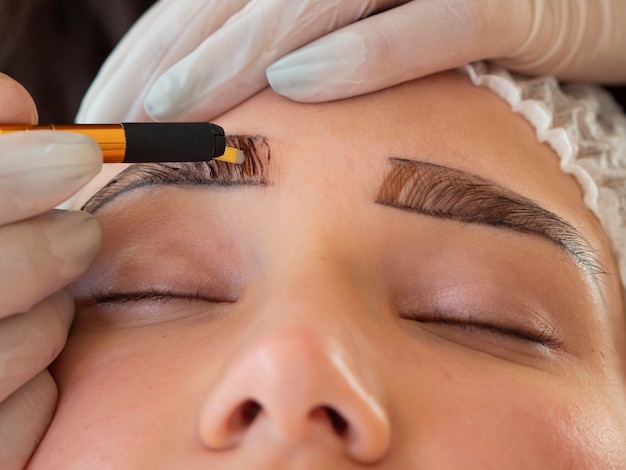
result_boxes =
[0,74,102,469]
[77,0,626,123]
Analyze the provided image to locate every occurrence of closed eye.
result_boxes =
[400,310,563,350]
[72,289,237,330]
[80,289,237,306]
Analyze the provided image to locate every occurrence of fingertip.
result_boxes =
[0,73,38,125]
[47,290,76,331]
[143,73,183,121]
[265,32,367,102]
[266,62,338,103]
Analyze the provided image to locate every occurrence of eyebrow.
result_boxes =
[82,135,270,213]
[376,158,605,280]
[84,145,603,283]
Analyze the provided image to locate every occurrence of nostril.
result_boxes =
[240,399,262,426]
[202,400,263,450]
[324,406,349,435]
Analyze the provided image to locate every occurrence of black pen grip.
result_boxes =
[121,122,226,163]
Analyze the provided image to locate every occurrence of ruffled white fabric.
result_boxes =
[461,61,626,295]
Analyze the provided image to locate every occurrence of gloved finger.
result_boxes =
[0,210,101,318]
[141,0,407,121]
[0,291,73,403]
[0,370,57,470]
[0,131,102,225]
[77,0,250,123]
[0,73,38,125]
[266,0,528,102]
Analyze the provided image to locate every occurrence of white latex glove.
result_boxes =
[77,0,626,123]
[0,74,102,469]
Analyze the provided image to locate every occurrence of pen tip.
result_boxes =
[214,146,246,164]
[234,149,246,164]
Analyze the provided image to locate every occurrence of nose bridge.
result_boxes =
[260,235,370,333]
[263,176,366,315]
[197,249,391,462]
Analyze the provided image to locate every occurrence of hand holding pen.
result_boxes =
[0,73,102,469]
[0,72,244,467]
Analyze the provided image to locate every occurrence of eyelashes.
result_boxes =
[73,289,237,329]
[400,309,563,350]
[80,289,237,307]
[80,289,563,351]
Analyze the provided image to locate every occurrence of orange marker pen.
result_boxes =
[0,122,244,164]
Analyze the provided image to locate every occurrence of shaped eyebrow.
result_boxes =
[82,135,270,213]
[375,158,605,280]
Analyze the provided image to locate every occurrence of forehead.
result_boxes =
[75,71,580,219]
[216,72,590,225]
[212,71,622,304]
[81,70,616,289]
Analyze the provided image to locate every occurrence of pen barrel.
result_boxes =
[121,122,226,163]
[0,124,126,161]
[0,122,227,163]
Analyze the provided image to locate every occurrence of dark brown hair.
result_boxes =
[0,0,155,122]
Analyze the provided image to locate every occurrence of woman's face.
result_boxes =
[30,72,626,468]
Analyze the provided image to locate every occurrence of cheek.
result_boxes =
[39,325,234,465]
[37,317,624,468]
[387,353,619,467]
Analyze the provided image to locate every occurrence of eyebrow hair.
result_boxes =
[82,135,270,213]
[376,158,605,280]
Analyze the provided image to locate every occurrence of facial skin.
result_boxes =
[29,71,626,468]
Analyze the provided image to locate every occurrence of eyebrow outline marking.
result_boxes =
[82,135,270,213]
[375,158,606,280]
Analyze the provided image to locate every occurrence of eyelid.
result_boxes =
[400,310,563,350]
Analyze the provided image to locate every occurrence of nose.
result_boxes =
[198,328,391,464]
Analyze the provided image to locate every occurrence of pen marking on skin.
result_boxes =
[376,158,606,281]
[82,135,270,213]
